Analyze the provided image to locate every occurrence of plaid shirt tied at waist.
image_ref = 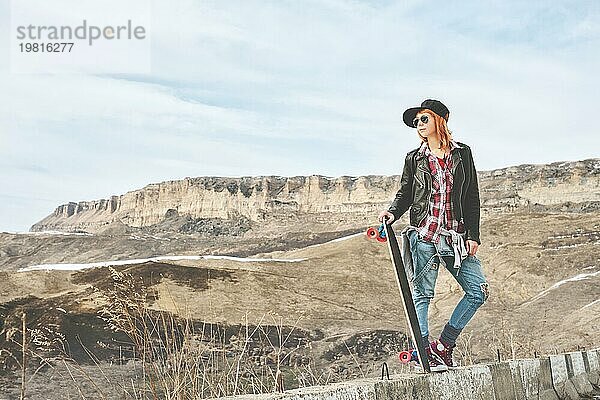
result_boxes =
[415,140,465,246]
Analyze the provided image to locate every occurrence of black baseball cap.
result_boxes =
[403,99,450,128]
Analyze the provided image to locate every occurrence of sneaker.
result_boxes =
[413,346,448,372]
[430,339,457,369]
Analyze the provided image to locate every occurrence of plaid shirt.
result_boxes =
[416,140,465,244]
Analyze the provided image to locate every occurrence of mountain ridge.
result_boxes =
[31,158,600,233]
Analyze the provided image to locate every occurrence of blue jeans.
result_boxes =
[408,230,489,339]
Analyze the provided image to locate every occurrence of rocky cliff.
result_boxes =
[31,159,600,233]
[478,158,600,213]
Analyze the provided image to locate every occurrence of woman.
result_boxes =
[378,99,489,372]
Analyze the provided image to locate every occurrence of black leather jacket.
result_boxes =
[387,141,481,244]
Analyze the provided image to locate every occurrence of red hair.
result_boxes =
[416,109,453,150]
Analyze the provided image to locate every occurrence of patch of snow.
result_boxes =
[301,232,363,250]
[8,231,93,236]
[148,235,170,241]
[543,242,598,251]
[523,268,600,306]
[18,255,308,272]
[199,255,307,263]
[329,232,364,243]
[547,231,600,240]
[128,234,171,241]
[581,299,600,310]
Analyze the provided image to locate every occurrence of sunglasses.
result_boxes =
[412,115,429,128]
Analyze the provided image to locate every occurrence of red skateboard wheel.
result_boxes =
[366,227,378,239]
[376,234,387,243]
[398,351,412,364]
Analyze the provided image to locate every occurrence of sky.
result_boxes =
[1,0,599,232]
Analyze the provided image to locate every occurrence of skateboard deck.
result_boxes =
[367,222,430,373]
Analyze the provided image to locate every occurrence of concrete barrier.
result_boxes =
[549,354,576,399]
[588,350,600,386]
[506,358,556,400]
[216,349,600,400]
[567,351,593,397]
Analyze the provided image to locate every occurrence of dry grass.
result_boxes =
[92,266,313,399]
[3,266,326,399]
[485,317,538,362]
[4,262,393,399]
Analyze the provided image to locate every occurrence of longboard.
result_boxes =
[366,222,430,373]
